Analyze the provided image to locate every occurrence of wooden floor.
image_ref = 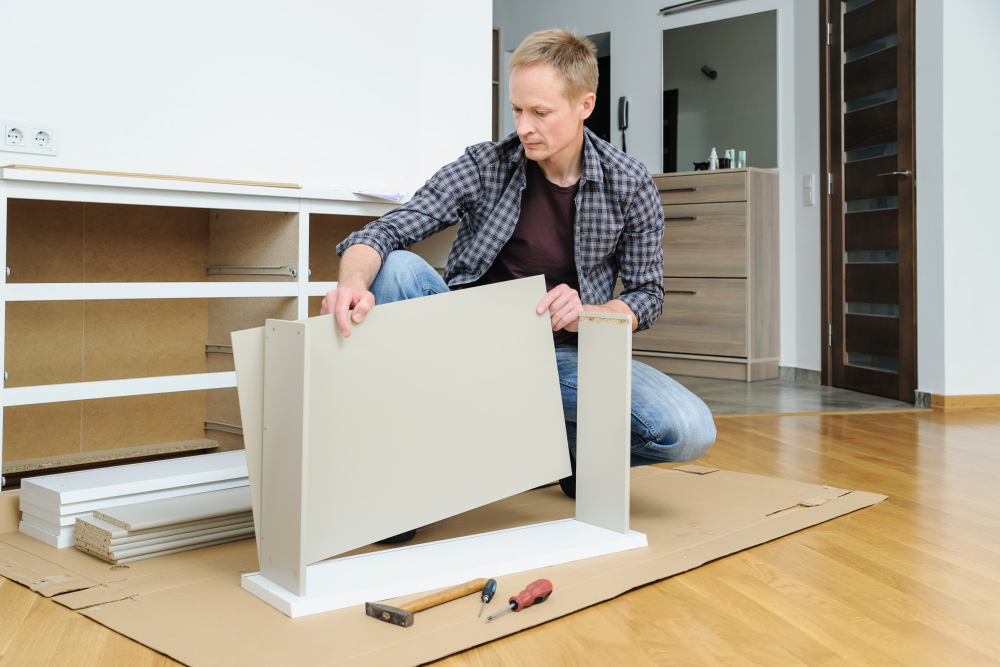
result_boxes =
[3,408,1000,666]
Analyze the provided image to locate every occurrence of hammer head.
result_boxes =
[366,602,414,627]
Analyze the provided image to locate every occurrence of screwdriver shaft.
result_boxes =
[479,600,486,618]
[486,603,514,621]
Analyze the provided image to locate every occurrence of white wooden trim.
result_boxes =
[0,180,7,475]
[5,282,299,302]
[3,371,237,406]
[94,485,251,531]
[242,519,647,618]
[17,499,91,526]
[297,202,310,319]
[306,281,338,297]
[21,512,74,537]
[21,450,247,503]
[19,519,76,548]
[20,479,249,516]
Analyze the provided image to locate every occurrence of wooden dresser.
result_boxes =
[628,168,779,382]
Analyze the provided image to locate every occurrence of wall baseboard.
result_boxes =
[778,366,821,384]
[930,394,1000,410]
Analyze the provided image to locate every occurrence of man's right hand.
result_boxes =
[320,285,375,338]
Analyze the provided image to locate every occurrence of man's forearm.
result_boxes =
[338,244,383,291]
[583,299,639,331]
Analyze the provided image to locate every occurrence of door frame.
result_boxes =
[819,0,918,401]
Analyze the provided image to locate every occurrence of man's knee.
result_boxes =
[667,402,717,463]
[370,251,438,303]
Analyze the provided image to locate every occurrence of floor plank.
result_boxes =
[2,408,1000,666]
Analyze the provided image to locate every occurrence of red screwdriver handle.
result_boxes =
[509,579,553,612]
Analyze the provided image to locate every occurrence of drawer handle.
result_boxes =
[664,216,698,221]
[661,187,697,193]
[664,290,697,295]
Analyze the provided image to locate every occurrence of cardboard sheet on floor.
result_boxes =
[0,467,885,667]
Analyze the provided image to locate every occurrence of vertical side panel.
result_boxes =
[576,312,632,534]
[297,202,309,320]
[261,318,309,596]
[231,325,265,560]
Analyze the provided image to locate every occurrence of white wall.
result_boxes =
[0,0,492,196]
[916,0,1000,396]
[494,0,821,371]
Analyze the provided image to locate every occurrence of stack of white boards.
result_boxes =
[74,486,254,564]
[18,451,249,548]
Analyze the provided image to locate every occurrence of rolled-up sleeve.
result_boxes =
[337,150,483,263]
[615,173,664,332]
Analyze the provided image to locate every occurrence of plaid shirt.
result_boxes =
[337,128,665,331]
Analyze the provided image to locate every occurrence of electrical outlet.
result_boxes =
[5,125,25,147]
[1,120,59,155]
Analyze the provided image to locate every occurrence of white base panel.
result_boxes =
[242,519,647,618]
[20,519,76,548]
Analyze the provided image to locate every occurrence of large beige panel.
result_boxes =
[82,392,207,453]
[307,277,569,563]
[5,301,83,387]
[84,204,209,282]
[208,210,297,282]
[576,313,632,534]
[3,402,81,461]
[309,214,377,281]
[231,326,264,559]
[83,299,207,381]
[6,199,85,283]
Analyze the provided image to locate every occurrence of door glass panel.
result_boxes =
[846,88,898,112]
[845,0,877,11]
[847,352,900,372]
[847,302,900,317]
[846,196,898,213]
[846,250,899,263]
[846,142,898,163]
[846,34,898,62]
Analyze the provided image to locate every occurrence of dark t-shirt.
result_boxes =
[472,160,580,346]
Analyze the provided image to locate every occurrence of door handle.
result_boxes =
[664,290,697,295]
[661,187,697,193]
[877,169,911,180]
[664,216,698,221]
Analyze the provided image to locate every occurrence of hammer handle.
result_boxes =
[400,578,490,613]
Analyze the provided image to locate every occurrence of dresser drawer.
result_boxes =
[631,278,747,357]
[654,171,747,205]
[661,202,747,277]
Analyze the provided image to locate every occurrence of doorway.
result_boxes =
[820,0,917,402]
[585,32,611,143]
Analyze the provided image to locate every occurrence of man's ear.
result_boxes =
[579,91,596,121]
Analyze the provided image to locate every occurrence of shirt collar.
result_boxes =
[507,128,605,184]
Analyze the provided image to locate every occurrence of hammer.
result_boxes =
[365,578,489,627]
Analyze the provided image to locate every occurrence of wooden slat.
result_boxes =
[844,0,897,51]
[846,313,900,358]
[844,47,897,101]
[844,101,897,152]
[846,209,898,251]
[842,364,899,399]
[654,171,747,205]
[660,202,747,277]
[845,263,899,304]
[845,155,900,200]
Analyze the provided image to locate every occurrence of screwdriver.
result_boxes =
[478,578,498,618]
[485,579,552,622]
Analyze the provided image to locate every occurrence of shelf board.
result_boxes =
[4,282,302,301]
[3,372,237,407]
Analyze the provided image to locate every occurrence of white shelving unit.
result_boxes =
[0,167,397,479]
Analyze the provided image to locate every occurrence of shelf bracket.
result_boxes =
[205,421,244,436]
[206,344,233,354]
[207,264,298,277]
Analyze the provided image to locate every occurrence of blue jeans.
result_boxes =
[370,251,717,467]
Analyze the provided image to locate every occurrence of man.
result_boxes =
[322,30,716,534]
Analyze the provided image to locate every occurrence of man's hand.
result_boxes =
[537,284,584,332]
[320,286,375,338]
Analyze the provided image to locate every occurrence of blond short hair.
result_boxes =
[508,29,598,101]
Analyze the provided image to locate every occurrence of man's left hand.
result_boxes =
[537,284,584,332]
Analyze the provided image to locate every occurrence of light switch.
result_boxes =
[803,174,815,206]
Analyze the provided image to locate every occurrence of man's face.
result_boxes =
[509,63,595,162]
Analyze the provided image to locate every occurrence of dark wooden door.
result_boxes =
[821,0,916,402]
